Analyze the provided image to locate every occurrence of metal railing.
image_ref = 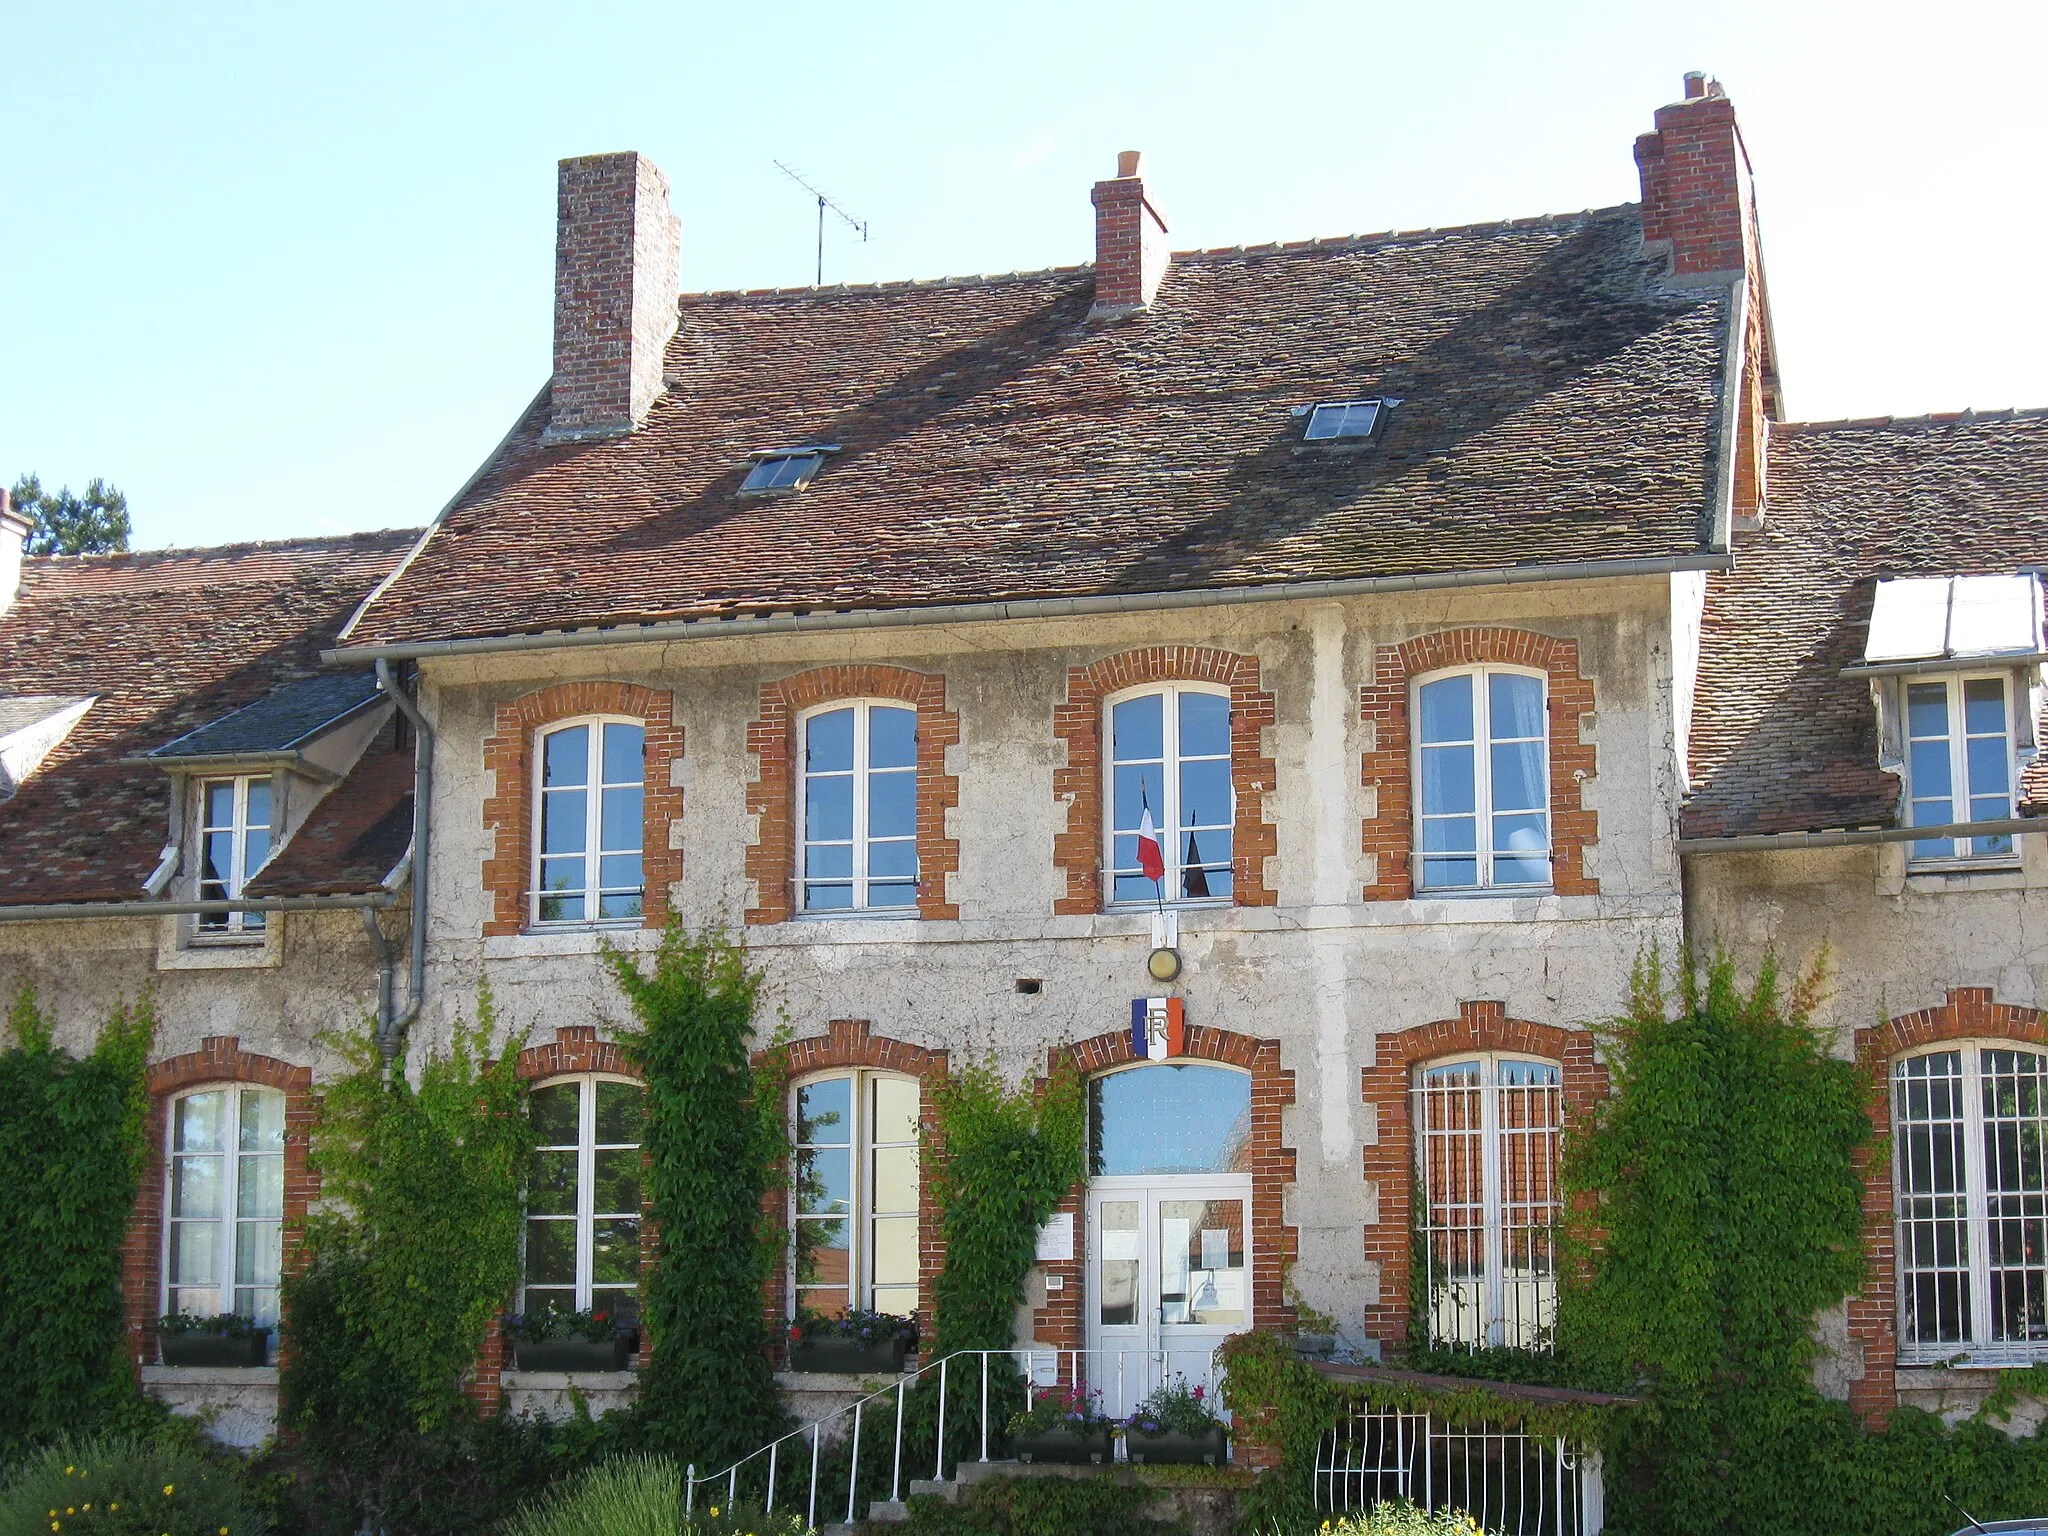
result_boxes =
[684,1346,1228,1529]
[1314,1403,1602,1536]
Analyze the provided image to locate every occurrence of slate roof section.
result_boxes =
[0,532,416,905]
[148,670,385,759]
[245,737,414,898]
[0,696,94,737]
[1683,411,2048,839]
[342,206,1734,651]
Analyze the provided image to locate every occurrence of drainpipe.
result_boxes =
[374,659,433,1077]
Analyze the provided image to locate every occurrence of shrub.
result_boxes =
[498,1458,806,1536]
[897,1475,1178,1536]
[0,1434,266,1536]
[1315,1503,1494,1535]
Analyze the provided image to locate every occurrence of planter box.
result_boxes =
[1012,1425,1114,1465]
[787,1335,910,1375]
[159,1330,269,1368]
[1125,1426,1229,1466]
[510,1335,632,1373]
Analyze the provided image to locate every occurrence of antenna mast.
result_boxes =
[774,160,870,286]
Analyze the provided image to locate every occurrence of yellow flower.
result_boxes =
[163,1485,175,1496]
[65,1509,75,1516]
[64,1467,73,1476]
[111,1507,119,1513]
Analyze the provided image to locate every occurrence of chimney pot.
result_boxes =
[1683,70,1708,99]
[1090,150,1171,318]
[1116,150,1142,179]
[1636,75,1754,281]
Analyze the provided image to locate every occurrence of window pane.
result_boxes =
[1493,853,1553,886]
[1982,1050,2048,1345]
[870,706,917,769]
[1895,1052,1972,1353]
[872,1076,918,1144]
[868,769,916,839]
[798,1078,852,1145]
[1421,855,1479,890]
[805,842,854,880]
[593,1149,642,1215]
[1099,1199,1140,1327]
[237,1154,283,1219]
[874,1285,919,1317]
[805,882,854,911]
[543,726,590,788]
[1111,694,1164,763]
[600,787,643,852]
[532,1082,581,1145]
[806,708,855,773]
[805,774,854,842]
[1179,758,1231,828]
[1907,683,1950,741]
[541,791,588,854]
[1178,691,1230,759]
[1088,1065,1252,1177]
[1113,872,1157,903]
[592,1219,641,1285]
[868,839,917,881]
[601,723,644,785]
[598,853,643,893]
[1968,735,2012,799]
[598,889,644,922]
[1965,678,2009,737]
[1421,745,1476,817]
[244,779,271,830]
[797,1147,850,1215]
[523,1287,577,1320]
[175,1092,226,1154]
[596,1081,645,1145]
[169,1222,218,1288]
[872,1145,918,1213]
[243,826,270,876]
[528,1150,578,1216]
[202,831,235,891]
[235,1219,282,1289]
[1489,673,1546,740]
[538,891,585,924]
[238,1089,284,1153]
[1494,812,1549,855]
[795,1218,850,1287]
[871,1215,918,1288]
[172,1156,222,1220]
[524,1219,576,1285]
[1419,675,1474,744]
[1112,764,1158,833]
[1909,740,1954,802]
[1421,815,1478,853]
[1490,740,1546,814]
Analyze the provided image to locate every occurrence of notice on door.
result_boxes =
[1200,1228,1230,1271]
[1161,1217,1191,1292]
[1036,1213,1074,1263]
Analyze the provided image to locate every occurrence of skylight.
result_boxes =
[1863,574,2045,666]
[1303,399,1384,442]
[740,447,835,496]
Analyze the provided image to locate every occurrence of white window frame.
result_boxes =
[1411,1053,1563,1353]
[1412,664,1552,893]
[1903,671,2019,866]
[1893,1043,2048,1366]
[789,1068,922,1320]
[195,774,273,936]
[521,1073,645,1317]
[1103,682,1235,909]
[530,715,646,928]
[797,699,920,915]
[161,1084,286,1329]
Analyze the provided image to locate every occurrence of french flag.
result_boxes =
[1131,997,1186,1061]
[1136,796,1166,884]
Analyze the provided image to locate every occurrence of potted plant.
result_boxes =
[504,1307,635,1372]
[1006,1382,1115,1465]
[1122,1375,1229,1465]
[157,1312,270,1367]
[785,1307,918,1374]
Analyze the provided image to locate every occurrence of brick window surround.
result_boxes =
[1359,1002,1607,1348]
[122,1038,315,1376]
[744,666,961,925]
[481,681,684,937]
[755,1020,950,1356]
[1359,629,1598,902]
[1052,647,1278,915]
[1848,988,2048,1428]
[1029,1022,1298,1359]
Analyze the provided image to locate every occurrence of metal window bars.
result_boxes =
[1314,1403,1603,1535]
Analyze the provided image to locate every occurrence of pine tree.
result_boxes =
[9,473,132,554]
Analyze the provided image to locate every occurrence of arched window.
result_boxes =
[1894,1044,2048,1363]
[791,1071,920,1318]
[1412,1054,1562,1352]
[1106,685,1233,905]
[164,1086,286,1328]
[523,1075,646,1320]
[799,702,918,913]
[1414,666,1550,891]
[533,718,645,925]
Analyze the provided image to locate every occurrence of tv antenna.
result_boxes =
[775,160,870,286]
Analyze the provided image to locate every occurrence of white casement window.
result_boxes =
[1905,674,2017,863]
[163,1086,285,1329]
[1412,1055,1562,1352]
[799,702,918,913]
[791,1071,921,1319]
[196,776,273,934]
[1894,1046,2048,1364]
[522,1076,645,1320]
[1106,685,1234,905]
[533,719,645,925]
[1415,667,1550,892]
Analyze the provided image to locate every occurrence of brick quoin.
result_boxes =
[753,1020,950,1359]
[123,1039,316,1378]
[1359,1003,1607,1350]
[480,681,684,937]
[1358,628,1598,902]
[743,666,961,925]
[1051,647,1277,915]
[1848,989,2048,1428]
[1030,1023,1297,1377]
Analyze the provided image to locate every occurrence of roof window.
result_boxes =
[740,446,838,497]
[1303,399,1385,442]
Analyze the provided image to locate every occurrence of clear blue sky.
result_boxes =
[3,0,2042,551]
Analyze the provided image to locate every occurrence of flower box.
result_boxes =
[786,1334,910,1375]
[1125,1425,1229,1466]
[1012,1424,1115,1465]
[510,1334,633,1373]
[159,1330,269,1368]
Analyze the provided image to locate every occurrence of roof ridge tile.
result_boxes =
[1774,406,2048,436]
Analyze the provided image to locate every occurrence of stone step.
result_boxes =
[905,1477,959,1501]
[865,1499,909,1523]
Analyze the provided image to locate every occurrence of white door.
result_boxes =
[1084,1176,1250,1413]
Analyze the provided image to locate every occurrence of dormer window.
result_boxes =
[1906,676,2015,862]
[740,446,838,497]
[1303,399,1386,442]
[197,775,273,934]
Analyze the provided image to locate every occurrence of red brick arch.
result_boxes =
[744,666,961,925]
[1051,646,1278,914]
[1359,627,1598,901]
[1359,1002,1606,1348]
[480,681,684,936]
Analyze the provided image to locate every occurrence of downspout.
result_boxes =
[374,659,433,1077]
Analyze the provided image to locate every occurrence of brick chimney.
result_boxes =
[1090,150,1171,319]
[0,489,30,620]
[544,152,681,444]
[1634,73,1755,283]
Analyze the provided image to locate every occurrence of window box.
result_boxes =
[510,1334,633,1373]
[786,1334,910,1375]
[1011,1424,1114,1465]
[160,1330,269,1368]
[1124,1425,1229,1466]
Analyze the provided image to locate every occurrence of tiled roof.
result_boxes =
[245,736,413,898]
[147,670,385,759]
[343,206,1733,650]
[0,532,416,905]
[1683,411,2048,839]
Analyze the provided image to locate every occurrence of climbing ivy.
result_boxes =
[0,985,159,1459]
